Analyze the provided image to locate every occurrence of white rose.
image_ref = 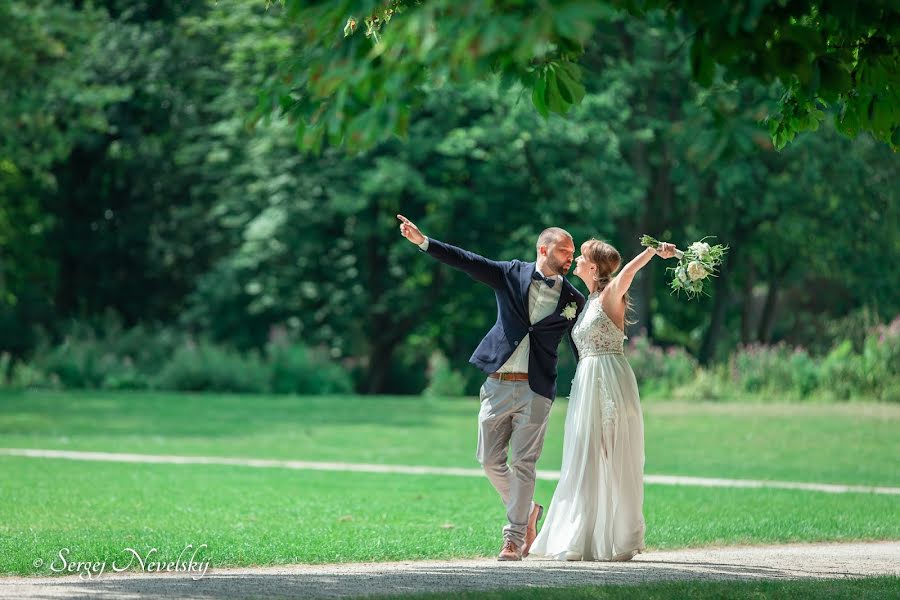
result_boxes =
[687,261,708,281]
[676,266,689,283]
[560,302,578,320]
[690,242,711,260]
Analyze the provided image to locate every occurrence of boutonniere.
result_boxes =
[560,302,578,320]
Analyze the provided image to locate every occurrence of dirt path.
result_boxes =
[2,448,898,495]
[3,541,898,600]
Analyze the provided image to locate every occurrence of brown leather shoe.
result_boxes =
[522,502,544,558]
[497,539,523,561]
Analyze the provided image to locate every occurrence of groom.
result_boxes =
[397,214,585,561]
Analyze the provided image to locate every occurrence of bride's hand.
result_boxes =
[656,242,677,259]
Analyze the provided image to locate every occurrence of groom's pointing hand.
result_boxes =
[397,214,426,245]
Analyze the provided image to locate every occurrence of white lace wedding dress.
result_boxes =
[529,291,646,561]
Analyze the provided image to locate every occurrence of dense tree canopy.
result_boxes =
[268,0,899,152]
[0,0,896,393]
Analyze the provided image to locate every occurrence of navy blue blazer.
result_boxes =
[423,238,585,401]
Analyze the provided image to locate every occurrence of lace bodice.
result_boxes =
[572,292,627,356]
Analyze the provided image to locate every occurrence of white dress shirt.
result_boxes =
[419,238,560,374]
[497,268,561,373]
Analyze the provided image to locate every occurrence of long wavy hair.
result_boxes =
[581,239,637,326]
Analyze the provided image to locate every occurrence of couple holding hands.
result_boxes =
[397,215,678,562]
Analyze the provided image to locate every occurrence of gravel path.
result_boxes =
[3,541,898,600]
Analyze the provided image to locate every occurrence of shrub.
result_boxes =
[32,331,110,389]
[13,317,354,395]
[727,343,820,400]
[101,357,151,390]
[625,335,698,394]
[4,354,54,389]
[155,341,271,393]
[423,351,467,398]
[109,324,187,376]
[267,343,353,395]
[671,364,734,401]
[819,317,900,402]
[23,316,182,390]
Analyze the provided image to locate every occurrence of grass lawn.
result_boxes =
[1,390,898,485]
[1,456,898,576]
[0,390,898,576]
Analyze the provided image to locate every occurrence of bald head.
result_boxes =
[536,227,573,251]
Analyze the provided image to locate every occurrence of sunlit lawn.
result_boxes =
[2,390,897,485]
[0,390,897,576]
[1,456,898,576]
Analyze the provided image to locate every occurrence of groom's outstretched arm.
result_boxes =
[397,214,504,289]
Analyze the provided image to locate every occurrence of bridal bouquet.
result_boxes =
[640,235,729,299]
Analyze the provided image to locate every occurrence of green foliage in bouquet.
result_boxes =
[641,235,729,300]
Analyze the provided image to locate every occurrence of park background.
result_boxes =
[0,1,898,595]
[1,1,897,400]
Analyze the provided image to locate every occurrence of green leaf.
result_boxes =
[554,69,575,104]
[870,95,893,134]
[531,73,549,119]
[544,69,569,114]
[557,61,583,83]
[555,63,586,104]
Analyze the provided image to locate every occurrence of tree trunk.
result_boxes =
[622,210,652,336]
[363,196,390,394]
[363,262,446,393]
[53,148,90,318]
[757,259,792,344]
[757,283,779,344]
[622,35,677,340]
[698,244,737,365]
[740,263,756,345]
[365,337,396,394]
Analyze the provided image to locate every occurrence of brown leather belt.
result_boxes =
[489,372,529,381]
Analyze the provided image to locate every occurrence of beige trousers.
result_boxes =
[476,377,553,547]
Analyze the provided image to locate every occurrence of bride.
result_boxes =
[528,238,677,561]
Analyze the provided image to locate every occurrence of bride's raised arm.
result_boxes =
[607,243,677,300]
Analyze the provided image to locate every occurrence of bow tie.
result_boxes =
[532,270,556,288]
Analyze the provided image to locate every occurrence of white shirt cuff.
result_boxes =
[418,238,429,251]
